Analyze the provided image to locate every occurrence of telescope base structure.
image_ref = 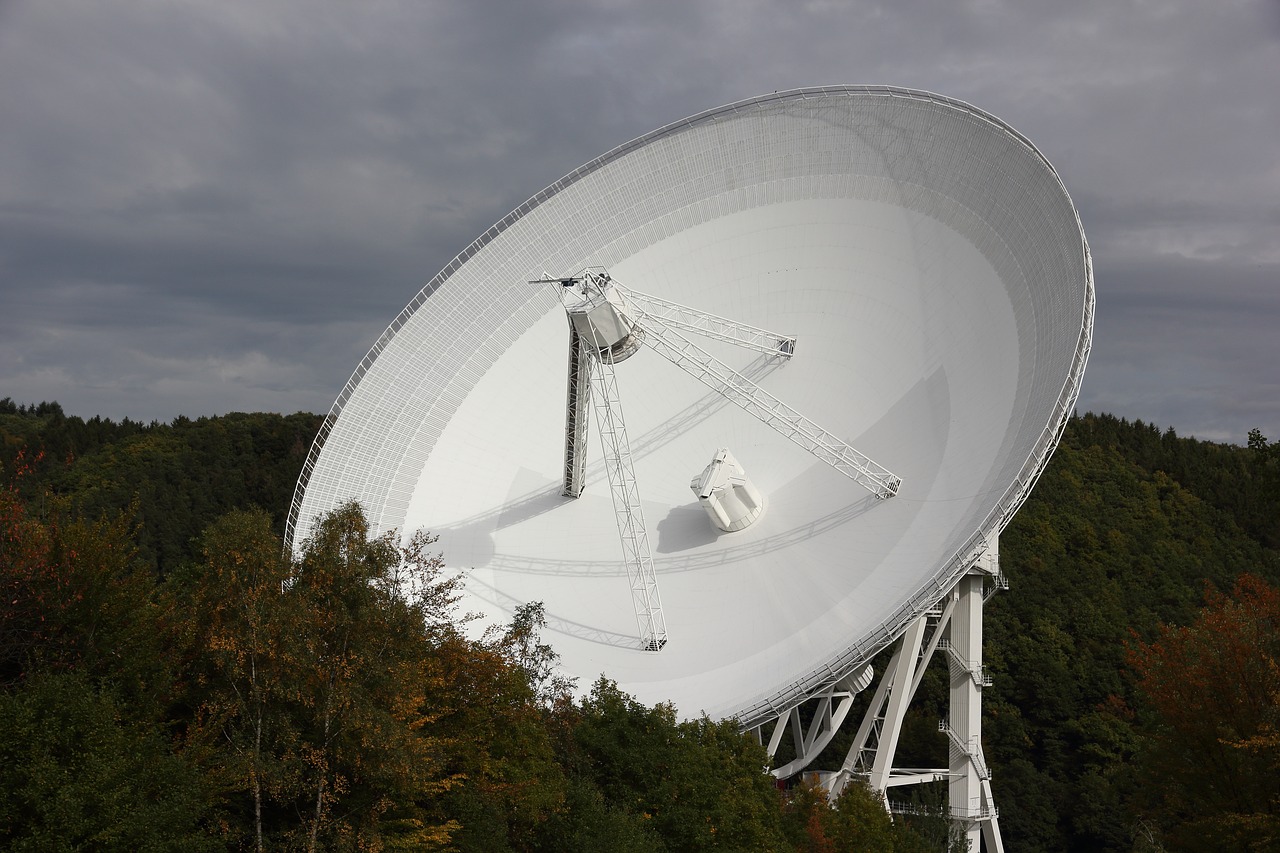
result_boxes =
[749,531,1006,851]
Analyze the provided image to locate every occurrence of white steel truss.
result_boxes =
[562,326,593,497]
[551,267,898,654]
[583,339,668,651]
[758,664,875,780]
[629,308,902,499]
[942,570,1003,851]
[617,284,797,358]
[750,532,1005,850]
[552,269,799,650]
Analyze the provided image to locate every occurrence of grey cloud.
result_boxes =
[1081,253,1280,442]
[1,0,1277,441]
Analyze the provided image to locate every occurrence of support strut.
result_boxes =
[752,532,1005,849]
[584,338,667,651]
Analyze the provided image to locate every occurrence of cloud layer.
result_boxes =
[1,0,1277,442]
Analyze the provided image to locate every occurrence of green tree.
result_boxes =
[182,508,302,852]
[0,462,176,712]
[177,502,462,850]
[0,405,323,574]
[983,414,1280,851]
[780,778,947,853]
[0,672,215,852]
[570,678,790,851]
[288,501,461,851]
[419,606,569,852]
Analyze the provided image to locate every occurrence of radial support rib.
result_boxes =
[562,326,592,497]
[586,345,668,651]
[634,314,902,499]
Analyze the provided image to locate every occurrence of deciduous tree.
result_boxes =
[0,672,215,852]
[183,508,302,852]
[1129,573,1280,850]
[289,501,461,851]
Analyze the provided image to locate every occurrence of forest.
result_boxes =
[2,398,1279,852]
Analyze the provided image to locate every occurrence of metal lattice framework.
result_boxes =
[624,292,901,501]
[753,533,1006,850]
[558,270,896,508]
[581,336,668,650]
[286,86,1094,768]
[562,326,593,498]
[553,269,809,648]
[622,286,796,357]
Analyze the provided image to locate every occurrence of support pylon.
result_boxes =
[758,530,1005,850]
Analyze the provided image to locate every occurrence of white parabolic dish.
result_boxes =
[288,87,1094,728]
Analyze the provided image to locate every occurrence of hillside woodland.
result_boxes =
[2,399,1278,852]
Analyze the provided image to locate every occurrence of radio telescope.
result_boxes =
[288,87,1093,848]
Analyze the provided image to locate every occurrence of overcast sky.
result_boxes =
[1,1,1277,444]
